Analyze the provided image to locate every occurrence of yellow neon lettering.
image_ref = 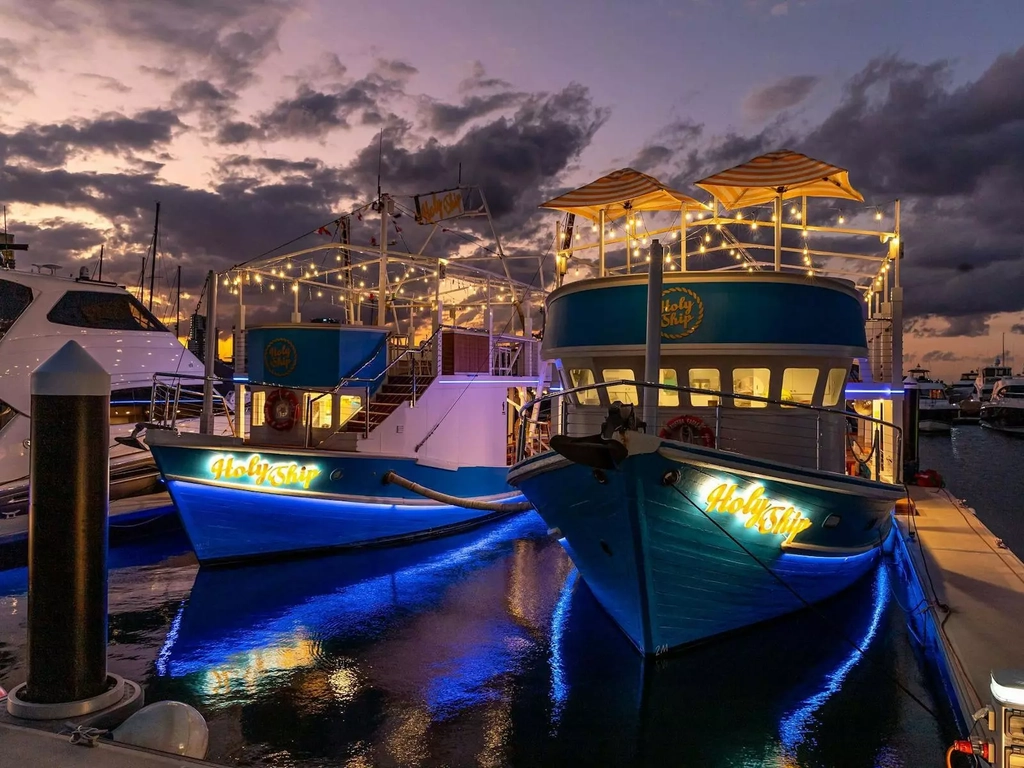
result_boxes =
[208,454,322,490]
[703,481,812,543]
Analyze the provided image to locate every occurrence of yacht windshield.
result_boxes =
[0,278,34,340]
[47,290,168,332]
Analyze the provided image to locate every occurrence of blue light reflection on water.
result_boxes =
[549,566,578,724]
[778,563,889,753]
[1,507,950,766]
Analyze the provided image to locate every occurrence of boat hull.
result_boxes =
[149,441,525,564]
[980,404,1024,435]
[508,441,901,655]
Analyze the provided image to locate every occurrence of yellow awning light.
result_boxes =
[694,149,864,210]
[539,168,708,222]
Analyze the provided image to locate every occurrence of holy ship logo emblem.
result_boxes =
[264,338,298,377]
[661,287,704,339]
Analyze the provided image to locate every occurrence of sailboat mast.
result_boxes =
[148,202,161,312]
[98,244,104,281]
[175,264,182,338]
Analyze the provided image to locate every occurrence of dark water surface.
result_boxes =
[919,424,1024,557]
[1,506,955,766]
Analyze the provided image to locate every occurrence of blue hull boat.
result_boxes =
[149,440,528,564]
[509,438,900,655]
[507,156,908,655]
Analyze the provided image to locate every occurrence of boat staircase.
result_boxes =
[342,368,435,435]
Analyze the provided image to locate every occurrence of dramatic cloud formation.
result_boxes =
[0,110,182,167]
[1,0,1022,377]
[13,0,297,89]
[744,75,819,118]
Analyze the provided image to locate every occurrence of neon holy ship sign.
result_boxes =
[703,482,813,543]
[209,454,321,490]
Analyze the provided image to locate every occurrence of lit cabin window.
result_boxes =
[338,394,363,425]
[602,369,638,404]
[252,391,266,426]
[823,368,848,407]
[569,369,600,405]
[733,368,770,408]
[309,394,333,429]
[782,368,819,407]
[688,368,721,407]
[659,369,680,406]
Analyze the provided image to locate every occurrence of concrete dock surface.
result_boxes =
[899,485,1024,734]
[0,720,220,767]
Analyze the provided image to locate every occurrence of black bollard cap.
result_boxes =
[31,340,110,397]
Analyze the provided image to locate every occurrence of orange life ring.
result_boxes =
[264,388,299,431]
[659,414,716,448]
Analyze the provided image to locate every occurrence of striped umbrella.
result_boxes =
[540,168,706,222]
[694,150,864,271]
[540,168,707,276]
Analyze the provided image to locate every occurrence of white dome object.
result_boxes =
[111,700,209,758]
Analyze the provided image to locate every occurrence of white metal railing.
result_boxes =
[150,372,235,435]
[515,380,903,484]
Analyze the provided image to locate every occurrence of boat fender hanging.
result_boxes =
[659,414,716,448]
[265,389,299,431]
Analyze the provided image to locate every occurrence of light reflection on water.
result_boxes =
[0,510,950,767]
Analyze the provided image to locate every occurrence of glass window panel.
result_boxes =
[782,368,819,407]
[252,391,265,426]
[688,368,721,407]
[602,369,638,404]
[733,368,770,408]
[338,395,363,425]
[823,367,848,407]
[569,368,600,405]
[310,394,333,429]
[659,369,679,406]
[46,290,167,332]
[0,279,33,340]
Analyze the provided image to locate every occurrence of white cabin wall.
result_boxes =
[357,378,512,468]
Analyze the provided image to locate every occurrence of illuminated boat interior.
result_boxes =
[532,159,906,483]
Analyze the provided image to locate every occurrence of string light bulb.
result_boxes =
[838,214,845,224]
[875,209,883,221]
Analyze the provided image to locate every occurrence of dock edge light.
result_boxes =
[990,669,1024,767]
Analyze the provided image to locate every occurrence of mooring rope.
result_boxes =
[381,471,534,513]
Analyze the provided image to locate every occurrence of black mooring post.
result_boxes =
[902,376,920,479]
[24,340,111,704]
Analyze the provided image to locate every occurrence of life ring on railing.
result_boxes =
[264,388,299,431]
[659,414,716,448]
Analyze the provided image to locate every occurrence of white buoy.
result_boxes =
[112,701,209,759]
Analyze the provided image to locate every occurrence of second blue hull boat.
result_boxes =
[507,157,908,655]
[510,438,898,654]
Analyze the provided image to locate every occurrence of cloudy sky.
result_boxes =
[2,0,1023,380]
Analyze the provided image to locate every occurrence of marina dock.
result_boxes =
[894,484,1024,740]
[0,720,219,767]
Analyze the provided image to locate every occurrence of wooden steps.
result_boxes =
[342,375,434,434]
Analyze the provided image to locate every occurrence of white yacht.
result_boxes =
[0,261,231,518]
[980,374,1024,435]
[973,361,1012,402]
[949,370,978,403]
[907,367,958,433]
